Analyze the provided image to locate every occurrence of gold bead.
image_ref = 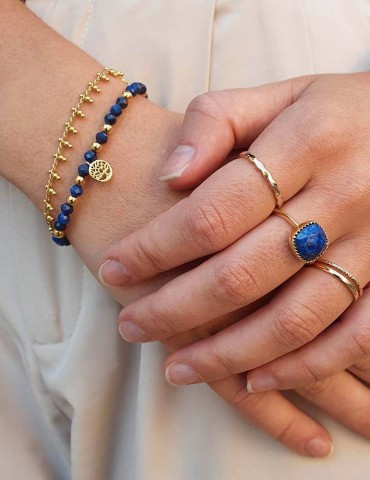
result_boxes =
[46,215,54,223]
[65,122,78,134]
[92,85,101,92]
[48,188,57,196]
[91,142,102,152]
[80,94,93,103]
[123,91,133,100]
[103,124,113,134]
[52,229,64,239]
[45,203,53,212]
[67,195,78,206]
[59,138,72,148]
[74,175,85,186]
[101,74,110,81]
[72,108,85,117]
[54,153,67,162]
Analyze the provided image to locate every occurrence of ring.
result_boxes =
[239,151,283,208]
[312,260,363,302]
[312,260,364,301]
[274,208,329,263]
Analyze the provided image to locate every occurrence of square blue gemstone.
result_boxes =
[293,223,328,262]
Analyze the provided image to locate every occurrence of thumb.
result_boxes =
[159,75,314,189]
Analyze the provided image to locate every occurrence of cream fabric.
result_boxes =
[1,1,370,478]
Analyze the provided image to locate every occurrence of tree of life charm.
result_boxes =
[88,159,113,182]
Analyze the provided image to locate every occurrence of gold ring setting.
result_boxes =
[239,151,283,208]
[312,260,363,302]
[274,209,329,264]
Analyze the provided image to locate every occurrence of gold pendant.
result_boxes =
[89,159,113,182]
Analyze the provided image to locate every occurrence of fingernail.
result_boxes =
[246,376,279,393]
[305,438,334,458]
[99,259,130,286]
[165,363,200,386]
[158,145,195,181]
[119,321,147,342]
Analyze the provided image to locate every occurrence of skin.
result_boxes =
[2,0,370,458]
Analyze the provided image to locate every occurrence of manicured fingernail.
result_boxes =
[99,259,130,286]
[119,321,147,342]
[247,376,279,393]
[305,438,334,457]
[165,363,200,386]
[158,145,195,181]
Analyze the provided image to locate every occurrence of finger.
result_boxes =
[247,278,370,393]
[116,186,350,343]
[350,355,370,385]
[296,371,370,440]
[159,76,314,188]
[208,374,333,457]
[101,87,319,287]
[161,236,369,385]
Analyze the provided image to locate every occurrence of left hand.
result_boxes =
[100,72,370,390]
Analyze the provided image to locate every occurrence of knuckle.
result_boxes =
[213,259,264,307]
[187,197,231,251]
[275,418,298,443]
[131,232,168,273]
[297,376,333,397]
[186,91,227,123]
[209,341,238,376]
[269,304,320,350]
[346,326,370,359]
[230,385,268,412]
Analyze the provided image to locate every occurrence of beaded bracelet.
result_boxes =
[51,80,148,246]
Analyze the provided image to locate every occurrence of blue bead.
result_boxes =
[104,113,117,125]
[293,223,328,262]
[116,96,128,109]
[110,104,122,117]
[126,84,138,96]
[137,83,147,95]
[52,235,71,246]
[131,82,147,95]
[54,221,66,231]
[70,185,83,197]
[78,164,90,177]
[61,203,73,215]
[96,131,108,144]
[84,150,97,163]
[57,213,70,225]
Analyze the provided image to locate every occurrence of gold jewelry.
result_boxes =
[312,261,362,302]
[314,260,363,301]
[239,151,283,208]
[274,208,329,264]
[43,67,127,232]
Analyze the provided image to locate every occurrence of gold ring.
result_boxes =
[239,151,283,208]
[313,260,363,302]
[274,208,329,264]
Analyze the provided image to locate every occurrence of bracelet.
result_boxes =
[50,78,148,246]
[44,67,126,232]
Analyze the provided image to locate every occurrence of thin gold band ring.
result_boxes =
[239,151,284,208]
[312,262,362,302]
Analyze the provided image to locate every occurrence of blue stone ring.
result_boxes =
[274,208,329,264]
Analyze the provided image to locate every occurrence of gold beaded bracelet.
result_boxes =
[43,67,127,233]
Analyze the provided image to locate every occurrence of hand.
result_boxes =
[99,73,370,393]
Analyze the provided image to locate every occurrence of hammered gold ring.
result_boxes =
[239,151,284,208]
[312,260,363,302]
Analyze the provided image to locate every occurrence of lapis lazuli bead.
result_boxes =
[57,213,70,225]
[84,150,97,163]
[130,82,147,95]
[70,185,83,197]
[293,223,328,262]
[104,113,117,125]
[137,82,147,95]
[116,96,128,109]
[52,235,71,246]
[54,221,66,231]
[126,84,138,96]
[96,131,108,144]
[61,203,73,215]
[78,164,90,177]
[110,104,122,117]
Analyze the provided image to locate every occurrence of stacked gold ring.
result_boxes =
[239,151,283,208]
[312,260,363,302]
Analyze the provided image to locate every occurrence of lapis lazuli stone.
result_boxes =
[57,213,70,225]
[84,150,97,163]
[70,185,83,197]
[78,164,90,177]
[110,104,122,117]
[96,131,108,144]
[293,223,328,262]
[104,113,117,125]
[116,96,128,109]
[54,221,66,231]
[61,203,73,215]
[126,84,138,96]
[52,235,71,246]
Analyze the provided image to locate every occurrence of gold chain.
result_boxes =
[43,67,127,232]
